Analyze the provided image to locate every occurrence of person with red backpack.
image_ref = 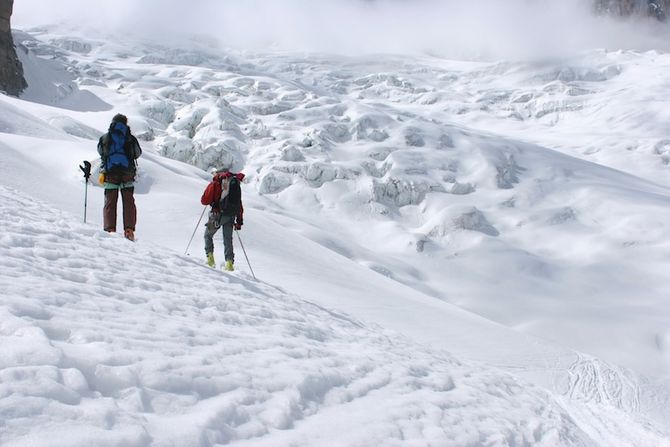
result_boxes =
[201,168,245,270]
[97,114,142,241]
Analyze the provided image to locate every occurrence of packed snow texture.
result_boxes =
[12,30,669,378]
[0,186,608,447]
[2,7,670,447]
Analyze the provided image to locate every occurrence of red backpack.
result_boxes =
[200,172,245,210]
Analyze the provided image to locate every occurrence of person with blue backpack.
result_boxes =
[200,168,245,270]
[97,114,142,241]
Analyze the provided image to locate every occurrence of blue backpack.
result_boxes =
[104,121,131,174]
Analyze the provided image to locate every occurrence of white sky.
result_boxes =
[12,0,670,59]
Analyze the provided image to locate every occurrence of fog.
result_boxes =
[12,0,670,59]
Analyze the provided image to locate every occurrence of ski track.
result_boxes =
[566,354,641,411]
[0,185,604,446]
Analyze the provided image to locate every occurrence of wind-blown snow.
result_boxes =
[1,11,670,447]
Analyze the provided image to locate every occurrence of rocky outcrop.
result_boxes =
[0,0,26,96]
[0,0,11,33]
[594,0,668,20]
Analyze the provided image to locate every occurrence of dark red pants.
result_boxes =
[104,187,136,232]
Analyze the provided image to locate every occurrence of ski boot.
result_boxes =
[224,260,234,271]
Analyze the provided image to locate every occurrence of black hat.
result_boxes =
[112,113,128,124]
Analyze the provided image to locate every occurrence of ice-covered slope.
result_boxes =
[2,175,669,446]
[1,82,669,447]
[1,26,670,444]
[0,185,618,447]
[12,30,669,380]
[0,187,572,445]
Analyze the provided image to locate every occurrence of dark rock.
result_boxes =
[0,0,26,96]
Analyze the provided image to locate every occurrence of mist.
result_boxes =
[12,0,670,60]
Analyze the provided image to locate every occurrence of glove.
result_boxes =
[234,223,242,231]
[98,173,106,185]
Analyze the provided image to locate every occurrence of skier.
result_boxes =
[97,113,142,241]
[200,168,245,271]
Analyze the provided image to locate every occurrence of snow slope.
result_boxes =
[10,28,670,379]
[1,20,670,447]
[0,185,665,447]
[0,186,598,446]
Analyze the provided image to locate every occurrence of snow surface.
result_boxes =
[0,185,606,447]
[2,4,670,446]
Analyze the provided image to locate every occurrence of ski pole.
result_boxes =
[184,206,208,255]
[235,229,256,280]
[83,181,88,223]
[79,161,92,223]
